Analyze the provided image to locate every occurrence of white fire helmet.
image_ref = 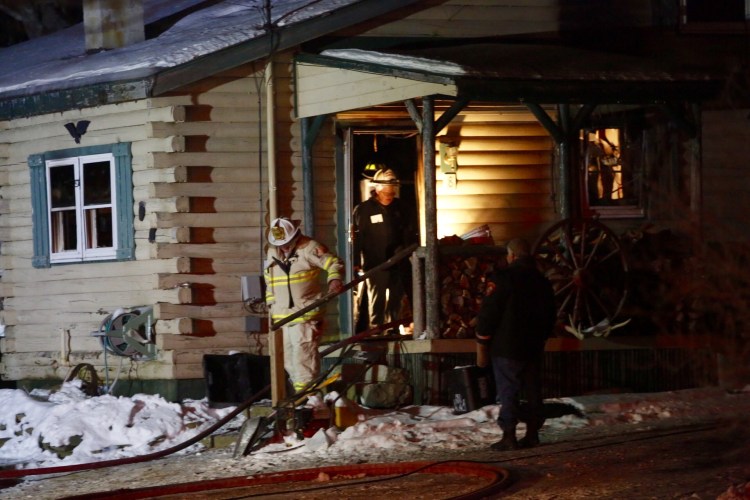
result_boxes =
[373,168,398,185]
[268,217,299,246]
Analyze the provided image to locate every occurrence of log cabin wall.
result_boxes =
[434,105,556,245]
[0,49,341,389]
[0,99,189,382]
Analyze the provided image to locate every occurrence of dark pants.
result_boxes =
[365,268,404,328]
[491,355,545,433]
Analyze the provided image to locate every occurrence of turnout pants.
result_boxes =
[282,320,322,392]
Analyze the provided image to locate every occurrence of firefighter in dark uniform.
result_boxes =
[352,169,416,333]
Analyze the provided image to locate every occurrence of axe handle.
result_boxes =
[270,243,419,331]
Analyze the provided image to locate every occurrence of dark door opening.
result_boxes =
[351,131,419,334]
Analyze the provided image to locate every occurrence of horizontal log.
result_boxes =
[154,242,260,259]
[155,212,262,228]
[154,302,245,319]
[134,227,184,244]
[148,121,263,139]
[5,288,189,312]
[148,152,273,168]
[179,257,261,275]
[155,317,193,335]
[158,273,244,289]
[157,330,265,350]
[3,258,185,283]
[0,225,30,241]
[135,197,190,214]
[152,181,255,198]
[0,103,184,141]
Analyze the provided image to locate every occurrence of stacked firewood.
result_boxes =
[438,242,503,338]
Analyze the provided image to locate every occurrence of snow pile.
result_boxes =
[0,380,236,468]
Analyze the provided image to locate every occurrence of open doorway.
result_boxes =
[350,131,420,335]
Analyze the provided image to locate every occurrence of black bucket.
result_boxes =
[445,365,495,414]
[203,353,271,408]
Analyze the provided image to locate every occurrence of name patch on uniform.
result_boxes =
[370,214,384,223]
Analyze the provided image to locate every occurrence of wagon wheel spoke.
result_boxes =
[539,236,576,272]
[557,287,575,320]
[563,222,580,270]
[582,224,605,269]
[584,292,596,331]
[593,247,621,266]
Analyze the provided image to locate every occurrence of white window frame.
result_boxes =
[46,153,119,263]
[29,143,134,268]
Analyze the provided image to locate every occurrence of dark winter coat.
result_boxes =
[475,256,556,361]
[352,196,415,271]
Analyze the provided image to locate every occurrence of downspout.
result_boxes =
[301,117,313,237]
[266,58,278,221]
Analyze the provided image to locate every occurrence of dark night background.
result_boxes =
[0,0,81,47]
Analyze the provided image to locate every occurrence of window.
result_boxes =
[581,127,645,218]
[29,143,134,267]
[679,0,748,33]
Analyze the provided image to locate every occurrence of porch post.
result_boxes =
[301,115,327,238]
[422,96,439,338]
[557,104,572,220]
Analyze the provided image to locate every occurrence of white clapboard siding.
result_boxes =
[427,106,556,244]
[295,62,458,118]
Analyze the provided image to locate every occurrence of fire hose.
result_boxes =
[0,244,419,479]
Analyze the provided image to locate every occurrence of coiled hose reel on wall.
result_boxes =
[94,306,156,359]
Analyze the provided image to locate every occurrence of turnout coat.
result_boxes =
[264,236,344,326]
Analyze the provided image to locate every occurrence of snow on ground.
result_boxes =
[1,379,749,472]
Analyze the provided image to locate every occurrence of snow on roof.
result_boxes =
[0,0,362,99]
[320,48,467,77]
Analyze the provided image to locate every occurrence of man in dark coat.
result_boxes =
[352,168,416,332]
[476,237,556,451]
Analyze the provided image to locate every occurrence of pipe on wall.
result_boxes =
[266,58,277,222]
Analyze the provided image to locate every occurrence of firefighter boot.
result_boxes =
[490,427,518,451]
[519,428,540,448]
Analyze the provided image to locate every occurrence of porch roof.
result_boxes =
[294,42,724,117]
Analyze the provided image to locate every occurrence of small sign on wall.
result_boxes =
[439,141,458,174]
[444,173,457,190]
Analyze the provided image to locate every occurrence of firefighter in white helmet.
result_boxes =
[352,168,417,333]
[264,217,344,392]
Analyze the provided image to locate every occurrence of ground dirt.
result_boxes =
[3,390,750,499]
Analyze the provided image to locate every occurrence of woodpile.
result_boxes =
[438,232,504,339]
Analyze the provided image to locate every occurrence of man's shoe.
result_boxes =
[490,434,519,451]
[518,433,540,449]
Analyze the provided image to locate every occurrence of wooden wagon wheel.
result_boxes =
[533,218,629,337]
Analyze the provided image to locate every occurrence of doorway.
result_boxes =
[348,130,420,335]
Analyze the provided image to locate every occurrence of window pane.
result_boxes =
[585,128,635,206]
[49,164,76,208]
[85,207,113,249]
[83,161,112,206]
[50,209,78,252]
